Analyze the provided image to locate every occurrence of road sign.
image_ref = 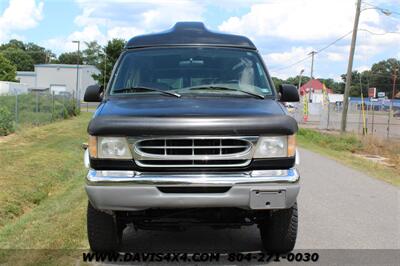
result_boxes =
[377,92,385,98]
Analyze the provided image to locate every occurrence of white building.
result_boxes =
[310,92,344,104]
[16,71,36,87]
[0,81,29,95]
[16,64,100,99]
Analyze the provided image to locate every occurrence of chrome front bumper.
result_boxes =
[85,169,300,211]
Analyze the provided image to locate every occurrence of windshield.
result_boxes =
[109,47,274,97]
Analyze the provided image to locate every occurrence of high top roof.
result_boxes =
[125,22,256,49]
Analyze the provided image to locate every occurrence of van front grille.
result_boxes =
[131,137,256,168]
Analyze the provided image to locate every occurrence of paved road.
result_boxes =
[120,148,399,252]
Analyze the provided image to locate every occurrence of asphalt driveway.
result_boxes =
[120,148,399,251]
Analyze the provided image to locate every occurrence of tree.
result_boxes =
[25,42,55,64]
[339,59,400,98]
[0,39,25,51]
[271,76,312,89]
[271,77,284,88]
[272,75,344,94]
[285,75,311,88]
[1,48,34,71]
[319,78,344,94]
[0,54,17,81]
[83,41,102,66]
[93,39,125,86]
[58,52,83,64]
[369,58,399,98]
[0,39,55,68]
[340,70,370,97]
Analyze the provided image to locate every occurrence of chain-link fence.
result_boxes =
[0,91,79,135]
[289,98,400,139]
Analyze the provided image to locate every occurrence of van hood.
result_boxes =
[88,96,298,136]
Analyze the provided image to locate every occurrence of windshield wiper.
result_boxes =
[177,85,265,99]
[113,86,181,98]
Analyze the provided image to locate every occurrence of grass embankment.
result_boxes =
[297,128,400,187]
[0,113,91,265]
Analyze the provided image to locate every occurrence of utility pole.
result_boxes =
[392,67,398,99]
[308,51,317,102]
[72,40,81,109]
[341,0,361,133]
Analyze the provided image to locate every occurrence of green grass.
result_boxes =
[297,128,400,187]
[0,113,91,265]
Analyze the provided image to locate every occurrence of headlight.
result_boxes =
[89,136,132,159]
[254,135,296,158]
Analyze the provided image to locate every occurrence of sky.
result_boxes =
[0,0,399,81]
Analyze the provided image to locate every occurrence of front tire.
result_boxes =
[87,201,122,252]
[258,202,298,253]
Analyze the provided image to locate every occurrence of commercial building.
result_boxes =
[299,79,333,96]
[16,64,100,99]
[0,81,29,95]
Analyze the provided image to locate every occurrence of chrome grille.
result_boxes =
[131,137,256,168]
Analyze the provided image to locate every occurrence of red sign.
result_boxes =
[368,87,376,98]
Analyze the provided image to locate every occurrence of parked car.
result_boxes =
[83,22,300,253]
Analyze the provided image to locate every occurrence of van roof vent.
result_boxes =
[125,22,256,50]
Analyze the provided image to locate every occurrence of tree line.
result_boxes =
[272,58,399,98]
[0,38,398,98]
[0,38,125,86]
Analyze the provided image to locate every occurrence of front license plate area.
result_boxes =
[250,190,286,209]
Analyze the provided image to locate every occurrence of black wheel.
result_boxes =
[258,202,298,253]
[87,201,122,252]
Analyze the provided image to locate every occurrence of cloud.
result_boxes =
[263,45,358,79]
[218,0,383,41]
[0,0,44,42]
[74,0,204,31]
[355,65,370,72]
[265,46,314,65]
[43,25,145,54]
[43,25,107,53]
[221,0,400,78]
[326,52,346,62]
[263,47,315,79]
[107,26,145,40]
[44,0,206,54]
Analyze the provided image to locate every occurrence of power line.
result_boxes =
[269,55,312,71]
[269,31,352,72]
[363,72,399,78]
[315,31,353,54]
[358,28,400,35]
[269,3,399,74]
[270,27,399,74]
[362,1,400,16]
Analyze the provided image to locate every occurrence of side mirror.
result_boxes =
[84,84,103,102]
[279,84,299,102]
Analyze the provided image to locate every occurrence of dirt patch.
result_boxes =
[354,153,396,168]
[0,133,16,144]
[300,127,400,171]
[359,135,400,170]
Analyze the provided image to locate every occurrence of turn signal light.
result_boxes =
[88,136,97,158]
[288,135,296,157]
